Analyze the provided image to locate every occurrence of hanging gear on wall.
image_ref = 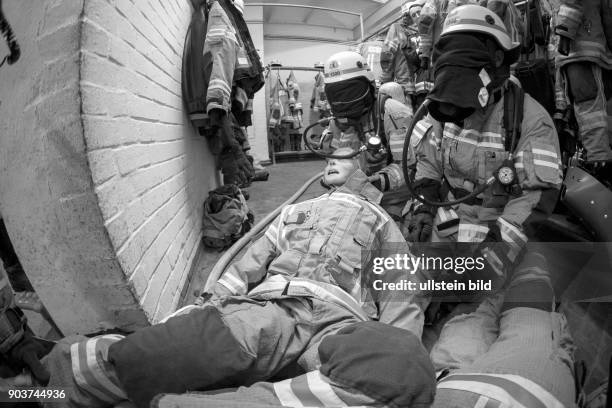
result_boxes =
[268,66,285,128]
[286,70,303,129]
[310,63,331,117]
[181,0,263,187]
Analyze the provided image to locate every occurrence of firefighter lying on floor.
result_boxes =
[148,252,575,408]
[6,148,429,408]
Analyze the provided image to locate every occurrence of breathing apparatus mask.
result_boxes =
[427,33,509,125]
[324,78,375,120]
[305,78,383,160]
[303,51,386,161]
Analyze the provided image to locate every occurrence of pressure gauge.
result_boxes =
[496,159,516,185]
[367,135,382,151]
[497,166,515,185]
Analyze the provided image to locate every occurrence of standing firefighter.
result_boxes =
[555,0,612,163]
[380,0,424,99]
[408,5,563,283]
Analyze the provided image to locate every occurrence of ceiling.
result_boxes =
[245,0,399,41]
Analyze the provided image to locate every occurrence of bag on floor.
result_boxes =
[202,185,254,249]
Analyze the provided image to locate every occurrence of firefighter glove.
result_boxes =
[408,209,434,242]
[8,331,50,385]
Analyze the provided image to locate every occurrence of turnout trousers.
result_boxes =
[42,295,363,408]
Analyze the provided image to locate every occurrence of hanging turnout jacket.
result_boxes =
[310,71,331,115]
[268,72,285,128]
[182,0,264,132]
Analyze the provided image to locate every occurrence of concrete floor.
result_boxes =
[181,158,328,306]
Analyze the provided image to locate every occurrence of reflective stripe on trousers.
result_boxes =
[249,275,369,322]
[437,372,566,408]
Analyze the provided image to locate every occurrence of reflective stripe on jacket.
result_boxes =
[413,89,562,248]
[203,1,238,113]
[385,98,414,163]
[381,23,417,91]
[555,0,612,69]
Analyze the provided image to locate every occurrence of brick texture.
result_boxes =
[81,0,216,322]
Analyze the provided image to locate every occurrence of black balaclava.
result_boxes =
[427,33,510,124]
[324,77,375,120]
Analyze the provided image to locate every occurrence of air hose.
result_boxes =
[401,99,495,207]
[203,171,325,292]
[302,117,364,159]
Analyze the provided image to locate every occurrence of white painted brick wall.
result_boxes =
[81,0,215,322]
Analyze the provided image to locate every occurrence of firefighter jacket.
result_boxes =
[182,0,264,130]
[418,0,523,60]
[269,73,285,128]
[212,170,429,337]
[555,0,612,70]
[310,71,330,114]
[385,98,414,164]
[357,39,385,86]
[412,88,563,252]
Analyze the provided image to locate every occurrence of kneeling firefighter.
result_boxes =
[303,51,404,194]
[406,5,563,282]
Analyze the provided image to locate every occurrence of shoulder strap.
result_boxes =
[503,80,525,153]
